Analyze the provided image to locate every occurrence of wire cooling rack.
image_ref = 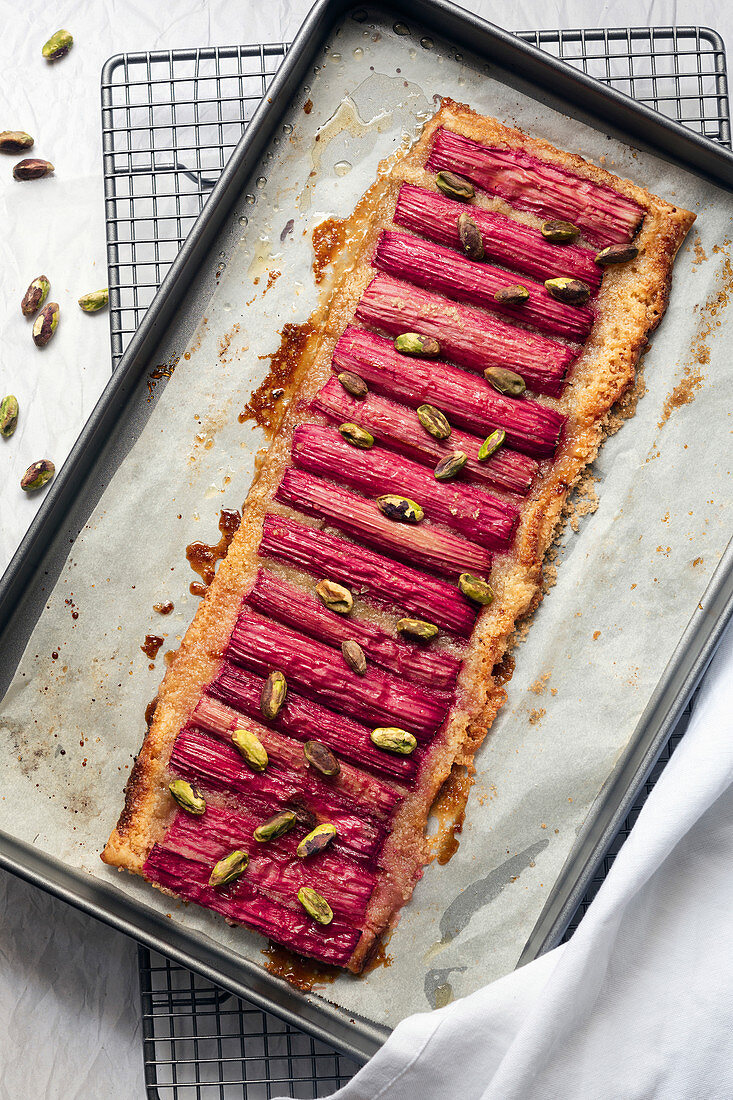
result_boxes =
[100,24,729,1100]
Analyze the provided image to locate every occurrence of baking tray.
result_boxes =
[2,0,733,1064]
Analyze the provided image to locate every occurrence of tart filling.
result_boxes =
[103,100,694,973]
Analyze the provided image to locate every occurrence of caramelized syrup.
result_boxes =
[153,601,174,615]
[238,322,313,433]
[262,943,339,991]
[311,218,347,284]
[185,508,241,596]
[145,696,159,726]
[429,765,474,866]
[141,634,164,660]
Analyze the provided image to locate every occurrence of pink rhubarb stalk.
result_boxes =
[246,569,461,690]
[356,274,575,397]
[209,661,420,780]
[427,129,644,247]
[332,327,565,458]
[313,376,538,494]
[275,468,493,577]
[228,606,447,738]
[144,846,361,965]
[374,230,594,341]
[394,183,602,289]
[292,423,518,551]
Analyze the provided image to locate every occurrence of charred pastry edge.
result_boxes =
[102,99,695,974]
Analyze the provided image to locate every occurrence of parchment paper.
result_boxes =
[1,12,731,1030]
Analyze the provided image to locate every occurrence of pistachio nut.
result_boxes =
[208,849,249,888]
[544,276,591,305]
[253,809,297,843]
[21,275,50,317]
[541,219,580,244]
[337,370,368,398]
[169,778,206,815]
[434,450,467,481]
[0,395,19,438]
[458,212,484,261]
[370,727,417,755]
[20,458,55,492]
[315,578,353,614]
[377,494,424,523]
[42,29,73,60]
[478,428,505,461]
[394,332,440,357]
[595,244,640,266]
[303,739,340,777]
[339,422,374,449]
[484,366,526,398]
[260,670,287,720]
[417,403,451,441]
[297,885,334,924]
[494,284,529,306]
[435,170,475,201]
[32,302,60,347]
[78,287,109,313]
[13,158,54,181]
[396,617,439,641]
[297,823,337,859]
[341,638,367,675]
[458,572,494,606]
[232,728,268,772]
[0,131,34,154]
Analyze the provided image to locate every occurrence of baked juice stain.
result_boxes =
[361,936,393,974]
[141,635,164,660]
[147,357,178,402]
[238,322,314,434]
[154,601,174,615]
[429,764,474,866]
[186,508,241,596]
[312,218,347,284]
[145,696,159,726]
[262,943,339,991]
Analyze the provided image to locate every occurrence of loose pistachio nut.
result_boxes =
[396,617,439,641]
[297,823,337,859]
[42,29,73,60]
[209,849,248,888]
[260,670,287,720]
[458,212,484,261]
[78,287,109,313]
[377,494,424,523]
[20,458,55,492]
[232,728,268,772]
[339,422,374,449]
[544,277,590,305]
[253,809,297,843]
[341,639,367,675]
[434,451,467,481]
[337,370,368,398]
[478,428,505,462]
[32,302,60,347]
[458,572,494,606]
[13,158,54,180]
[484,366,526,398]
[595,244,640,266]
[303,739,340,777]
[370,727,417,755]
[494,284,529,306]
[0,395,19,437]
[0,130,34,154]
[21,275,50,317]
[417,403,451,441]
[297,885,333,925]
[541,219,580,244]
[394,332,440,357]
[315,578,353,614]
[435,170,475,201]
[169,778,206,815]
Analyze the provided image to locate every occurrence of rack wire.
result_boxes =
[100,25,729,1099]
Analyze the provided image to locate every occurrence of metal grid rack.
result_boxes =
[99,25,729,1100]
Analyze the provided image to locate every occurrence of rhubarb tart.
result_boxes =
[103,100,695,973]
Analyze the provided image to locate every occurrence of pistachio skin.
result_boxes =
[0,131,34,154]
[341,639,367,675]
[394,332,440,358]
[21,275,50,317]
[260,670,287,720]
[20,459,55,492]
[42,29,73,60]
[208,850,249,888]
[297,823,337,859]
[541,220,580,244]
[297,886,334,925]
[303,739,340,777]
[32,302,60,347]
[169,779,206,815]
[253,810,297,843]
[78,288,109,313]
[13,159,54,180]
[0,395,19,437]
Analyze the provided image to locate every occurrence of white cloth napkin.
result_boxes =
[308,621,733,1100]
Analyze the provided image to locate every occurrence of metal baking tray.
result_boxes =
[2,0,733,1063]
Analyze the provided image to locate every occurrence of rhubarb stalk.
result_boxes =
[356,274,576,397]
[427,129,644,247]
[275,468,493,577]
[374,230,594,340]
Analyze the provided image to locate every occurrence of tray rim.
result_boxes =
[2,0,733,1063]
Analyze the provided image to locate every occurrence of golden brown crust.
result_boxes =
[103,98,694,971]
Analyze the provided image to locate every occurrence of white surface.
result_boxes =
[0,1,731,1097]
